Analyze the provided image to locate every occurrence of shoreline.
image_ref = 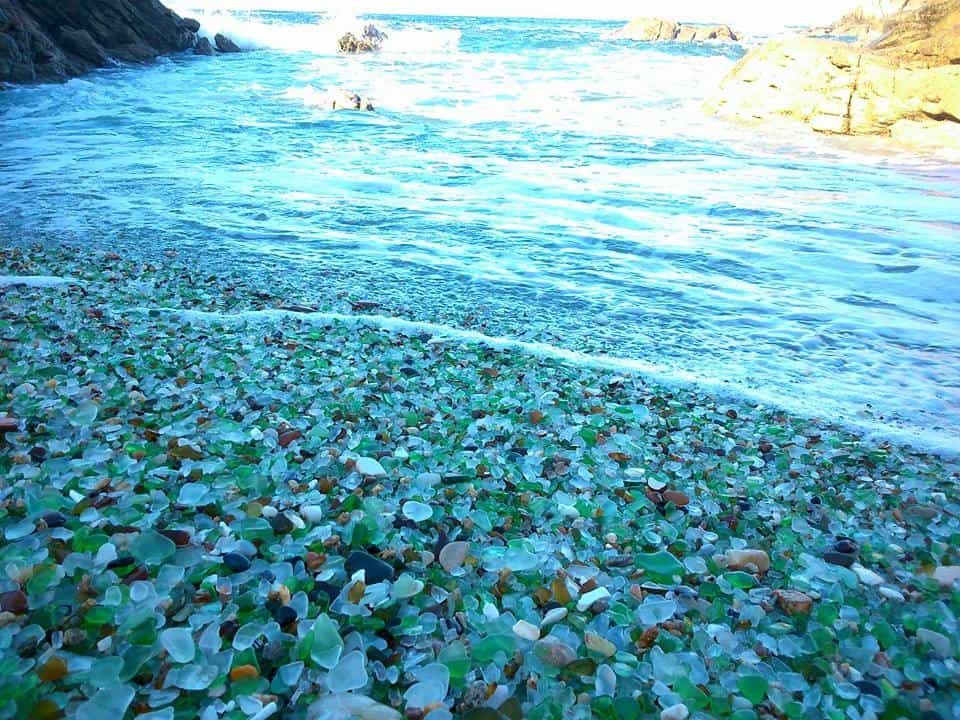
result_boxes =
[4,231,956,460]
[1,243,958,719]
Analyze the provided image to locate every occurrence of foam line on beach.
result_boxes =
[139,305,960,459]
[0,275,80,288]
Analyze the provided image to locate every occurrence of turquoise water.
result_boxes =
[1,12,959,451]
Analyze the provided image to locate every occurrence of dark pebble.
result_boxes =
[308,582,342,602]
[0,590,28,614]
[219,620,239,641]
[605,555,633,568]
[269,514,295,535]
[107,555,136,570]
[41,512,67,528]
[260,638,285,662]
[246,395,269,411]
[854,681,881,697]
[160,529,192,547]
[222,552,251,572]
[345,551,394,584]
[274,605,298,626]
[123,566,150,584]
[590,600,609,614]
[834,539,858,555]
[823,551,856,568]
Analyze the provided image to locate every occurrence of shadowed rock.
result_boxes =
[194,36,213,56]
[0,0,201,84]
[214,32,240,53]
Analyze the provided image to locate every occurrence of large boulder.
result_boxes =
[610,17,738,42]
[706,0,960,156]
[338,23,386,53]
[0,0,200,84]
[706,38,959,136]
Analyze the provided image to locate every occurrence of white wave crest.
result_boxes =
[168,5,459,55]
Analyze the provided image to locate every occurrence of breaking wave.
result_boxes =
[167,6,460,54]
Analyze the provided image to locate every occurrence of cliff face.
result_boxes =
[0,0,199,84]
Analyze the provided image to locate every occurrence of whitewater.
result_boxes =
[1,10,958,454]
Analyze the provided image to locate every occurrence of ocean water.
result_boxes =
[1,11,959,453]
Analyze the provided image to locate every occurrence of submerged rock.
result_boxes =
[328,90,375,111]
[610,17,738,42]
[338,24,387,53]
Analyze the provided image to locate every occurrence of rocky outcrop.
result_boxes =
[0,1,248,85]
[338,24,387,54]
[610,17,738,42]
[807,1,919,38]
[870,0,960,66]
[706,0,960,154]
[0,0,201,84]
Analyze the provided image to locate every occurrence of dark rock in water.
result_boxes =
[0,0,200,84]
[345,550,394,584]
[338,23,386,53]
[222,552,251,572]
[215,33,241,53]
[194,36,214,56]
[182,17,201,33]
[0,589,28,614]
